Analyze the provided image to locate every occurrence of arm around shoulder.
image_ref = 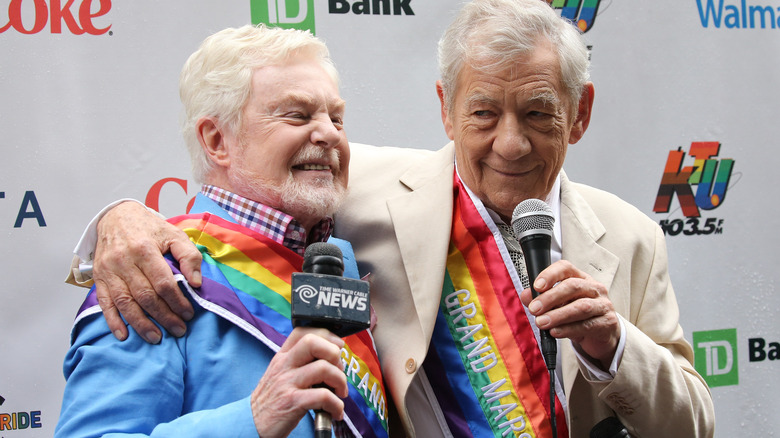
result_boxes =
[65,199,200,343]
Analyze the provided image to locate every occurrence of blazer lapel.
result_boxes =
[386,143,456,343]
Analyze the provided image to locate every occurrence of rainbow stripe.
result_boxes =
[169,213,388,437]
[424,179,567,437]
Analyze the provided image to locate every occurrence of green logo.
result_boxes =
[250,0,316,34]
[693,328,738,388]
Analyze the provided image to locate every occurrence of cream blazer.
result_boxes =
[335,142,714,437]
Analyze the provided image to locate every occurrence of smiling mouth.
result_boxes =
[293,164,332,171]
[492,168,533,177]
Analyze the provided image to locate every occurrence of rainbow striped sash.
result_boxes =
[422,177,567,437]
[169,213,389,438]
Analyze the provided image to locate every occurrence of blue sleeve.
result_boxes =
[55,313,258,438]
[327,237,360,280]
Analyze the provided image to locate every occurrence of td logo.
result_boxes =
[693,328,738,388]
[250,0,315,33]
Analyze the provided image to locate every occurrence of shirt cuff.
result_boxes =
[72,199,157,277]
[572,316,627,381]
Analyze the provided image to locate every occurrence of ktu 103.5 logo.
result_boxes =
[653,141,737,236]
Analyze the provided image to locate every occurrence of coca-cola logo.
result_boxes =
[145,177,196,214]
[0,0,112,35]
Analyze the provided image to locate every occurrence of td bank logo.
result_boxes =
[694,328,738,388]
[250,0,417,34]
[251,0,316,33]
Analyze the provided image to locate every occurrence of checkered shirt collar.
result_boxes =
[200,185,333,256]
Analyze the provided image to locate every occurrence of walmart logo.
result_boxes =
[697,0,780,29]
[251,0,316,33]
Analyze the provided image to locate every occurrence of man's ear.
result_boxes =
[196,117,231,167]
[436,80,455,141]
[569,82,595,145]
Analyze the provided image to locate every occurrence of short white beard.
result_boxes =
[279,173,347,221]
[229,147,347,223]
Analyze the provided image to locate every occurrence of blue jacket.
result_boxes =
[55,195,363,437]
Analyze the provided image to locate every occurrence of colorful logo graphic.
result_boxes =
[694,328,739,388]
[0,394,43,431]
[250,0,315,33]
[653,142,736,236]
[550,0,603,32]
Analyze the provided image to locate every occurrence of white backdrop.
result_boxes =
[1,0,777,436]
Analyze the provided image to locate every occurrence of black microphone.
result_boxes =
[511,199,557,370]
[291,242,371,438]
[511,199,559,438]
[590,417,630,438]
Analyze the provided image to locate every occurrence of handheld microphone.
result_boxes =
[511,199,557,370]
[291,242,371,438]
[590,417,631,438]
[511,199,559,438]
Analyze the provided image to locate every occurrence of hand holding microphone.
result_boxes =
[291,242,371,438]
[512,200,560,438]
[248,320,348,438]
[514,199,621,371]
[512,199,558,370]
[248,243,369,438]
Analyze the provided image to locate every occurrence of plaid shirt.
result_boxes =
[200,185,334,257]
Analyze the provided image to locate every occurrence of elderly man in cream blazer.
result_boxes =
[338,141,713,437]
[334,2,713,433]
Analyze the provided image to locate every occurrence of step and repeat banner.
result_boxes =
[1,1,777,436]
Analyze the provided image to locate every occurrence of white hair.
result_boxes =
[179,24,339,182]
[438,0,590,114]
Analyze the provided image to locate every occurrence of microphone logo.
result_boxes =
[294,284,319,304]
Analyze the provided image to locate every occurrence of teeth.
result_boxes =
[298,164,330,170]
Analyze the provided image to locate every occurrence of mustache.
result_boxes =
[291,146,341,172]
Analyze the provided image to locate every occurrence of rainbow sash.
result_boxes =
[169,213,389,438]
[422,177,567,437]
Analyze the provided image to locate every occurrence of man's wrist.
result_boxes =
[73,198,151,262]
[572,316,627,381]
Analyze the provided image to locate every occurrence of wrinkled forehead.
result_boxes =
[459,41,565,96]
[454,33,553,86]
[249,57,344,107]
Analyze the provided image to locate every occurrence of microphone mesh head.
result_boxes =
[304,242,343,259]
[511,199,555,239]
[302,242,344,275]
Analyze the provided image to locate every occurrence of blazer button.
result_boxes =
[405,358,417,374]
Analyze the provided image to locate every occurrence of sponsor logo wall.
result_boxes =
[1,1,777,436]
